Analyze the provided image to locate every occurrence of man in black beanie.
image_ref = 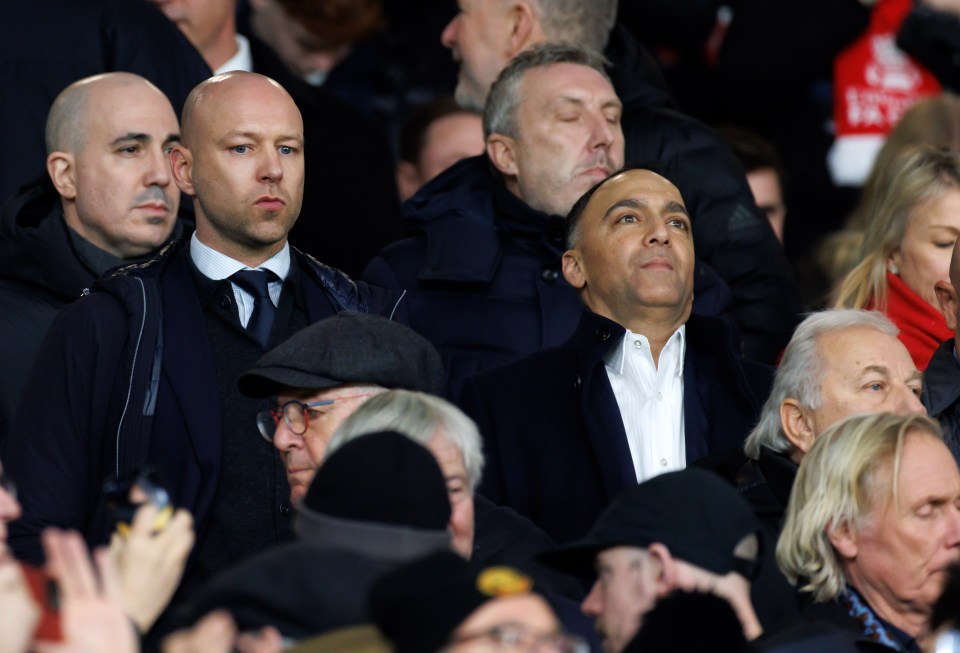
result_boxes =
[369,550,588,653]
[238,311,445,505]
[175,431,453,641]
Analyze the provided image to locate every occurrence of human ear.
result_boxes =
[647,543,675,597]
[827,520,859,560]
[781,399,816,462]
[170,145,196,196]
[46,152,77,200]
[396,161,422,203]
[936,279,959,331]
[505,2,538,57]
[562,250,586,290]
[486,135,519,179]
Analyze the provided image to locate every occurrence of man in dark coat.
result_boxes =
[147,0,402,277]
[438,0,801,364]
[5,74,403,594]
[0,73,183,448]
[925,237,960,464]
[0,0,211,208]
[365,44,732,399]
[460,166,772,544]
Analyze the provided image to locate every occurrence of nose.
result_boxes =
[894,387,927,416]
[272,421,304,453]
[581,581,602,618]
[944,501,960,549]
[588,112,616,152]
[644,215,671,246]
[145,144,172,188]
[441,14,459,50]
[258,148,284,184]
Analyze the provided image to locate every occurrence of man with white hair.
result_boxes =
[774,412,960,651]
[738,309,925,630]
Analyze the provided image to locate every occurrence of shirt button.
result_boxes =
[633,340,642,349]
[541,268,560,282]
[657,392,663,401]
[219,294,232,308]
[279,502,292,516]
[661,458,668,467]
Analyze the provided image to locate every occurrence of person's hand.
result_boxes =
[35,529,138,653]
[0,555,40,653]
[236,625,283,653]
[921,0,960,16]
[161,610,236,653]
[108,502,194,632]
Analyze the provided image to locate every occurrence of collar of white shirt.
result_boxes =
[604,324,686,376]
[215,34,254,75]
[189,231,291,282]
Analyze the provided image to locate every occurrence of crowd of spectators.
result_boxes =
[4,0,960,652]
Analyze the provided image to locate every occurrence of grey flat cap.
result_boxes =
[238,312,444,397]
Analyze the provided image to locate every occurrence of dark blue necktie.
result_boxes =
[230,269,278,348]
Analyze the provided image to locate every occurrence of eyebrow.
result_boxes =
[111,132,150,146]
[222,130,304,143]
[602,198,689,221]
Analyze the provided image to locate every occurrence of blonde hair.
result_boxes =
[776,412,943,602]
[833,144,960,309]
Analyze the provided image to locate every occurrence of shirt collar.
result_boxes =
[215,34,253,74]
[189,231,291,281]
[604,324,686,376]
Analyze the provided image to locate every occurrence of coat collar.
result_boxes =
[922,338,960,416]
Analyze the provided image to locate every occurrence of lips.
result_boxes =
[641,257,674,270]
[136,202,171,216]
[255,196,285,211]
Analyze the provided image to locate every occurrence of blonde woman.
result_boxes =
[833,144,960,369]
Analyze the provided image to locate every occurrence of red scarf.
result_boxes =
[870,272,953,371]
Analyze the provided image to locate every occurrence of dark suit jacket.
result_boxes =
[459,309,772,543]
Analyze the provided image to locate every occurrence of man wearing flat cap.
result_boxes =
[541,468,764,653]
[239,311,445,504]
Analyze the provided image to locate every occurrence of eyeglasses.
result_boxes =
[256,394,375,442]
[446,623,588,653]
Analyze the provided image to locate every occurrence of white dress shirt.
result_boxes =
[190,232,290,328]
[604,325,686,482]
[215,34,253,75]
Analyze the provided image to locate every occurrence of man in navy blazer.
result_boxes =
[459,167,772,544]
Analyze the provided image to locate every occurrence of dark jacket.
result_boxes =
[0,176,180,449]
[606,27,803,364]
[364,156,733,399]
[5,240,403,565]
[921,338,960,465]
[459,309,772,543]
[248,36,404,278]
[0,0,211,207]
[736,447,803,631]
[757,596,906,653]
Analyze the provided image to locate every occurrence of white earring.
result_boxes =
[888,261,899,275]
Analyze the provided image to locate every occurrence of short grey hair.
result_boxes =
[327,390,485,493]
[534,0,618,55]
[777,412,943,602]
[483,43,610,141]
[743,309,899,460]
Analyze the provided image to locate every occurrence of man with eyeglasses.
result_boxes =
[238,311,445,504]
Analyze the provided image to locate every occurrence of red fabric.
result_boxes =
[871,272,954,371]
[22,563,62,643]
[833,0,940,139]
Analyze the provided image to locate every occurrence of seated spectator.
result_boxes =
[460,166,771,543]
[776,412,960,651]
[370,550,586,653]
[924,235,960,464]
[834,145,960,370]
[439,0,801,363]
[396,97,484,202]
[149,0,402,277]
[366,44,731,398]
[716,125,788,245]
[0,72,181,448]
[738,309,925,630]
[239,315,580,599]
[172,432,452,642]
[540,469,764,653]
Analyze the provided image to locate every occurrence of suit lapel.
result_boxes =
[574,313,638,500]
[159,251,222,472]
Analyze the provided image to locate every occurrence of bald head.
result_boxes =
[180,71,301,148]
[170,71,305,267]
[46,73,172,155]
